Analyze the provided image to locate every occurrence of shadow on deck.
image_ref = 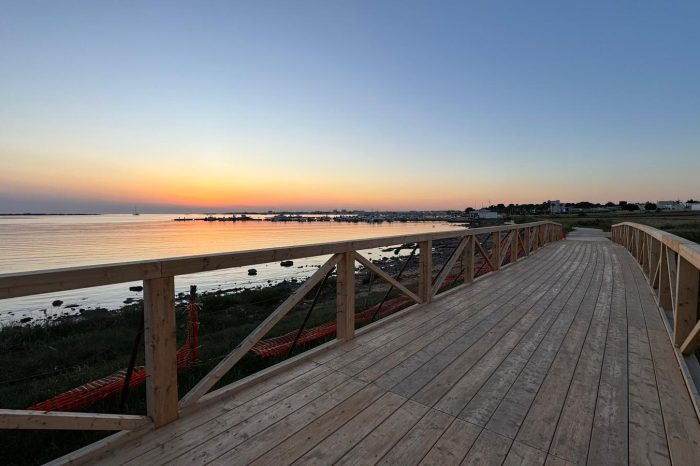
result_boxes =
[61,238,700,465]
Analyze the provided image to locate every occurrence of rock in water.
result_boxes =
[129,286,143,292]
[52,300,63,307]
[280,260,294,267]
[248,268,257,276]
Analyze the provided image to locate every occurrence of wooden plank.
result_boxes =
[459,246,599,428]
[143,276,178,427]
[486,246,608,440]
[390,251,575,401]
[409,245,586,407]
[334,400,429,466]
[431,237,467,297]
[377,408,453,465]
[587,253,629,466]
[673,255,699,347]
[295,392,407,465]
[419,418,481,465]
[502,441,546,466]
[620,253,670,466]
[336,252,356,341]
[434,245,594,417]
[173,374,361,466]
[180,254,342,407]
[544,252,614,463]
[461,428,512,465]
[368,246,575,392]
[103,364,332,466]
[136,371,348,466]
[419,240,433,303]
[510,229,519,263]
[249,384,385,465]
[354,252,420,304]
[631,254,700,466]
[322,247,566,377]
[0,410,149,431]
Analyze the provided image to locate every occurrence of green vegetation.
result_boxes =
[514,211,700,243]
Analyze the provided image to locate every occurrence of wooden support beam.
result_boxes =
[179,254,342,407]
[650,239,661,289]
[474,236,496,273]
[143,276,178,428]
[493,231,501,270]
[510,228,518,263]
[336,252,356,341]
[658,246,673,311]
[418,240,433,303]
[0,410,149,431]
[673,255,700,347]
[464,235,474,284]
[431,237,467,297]
[353,253,420,304]
[681,319,700,355]
[524,228,531,256]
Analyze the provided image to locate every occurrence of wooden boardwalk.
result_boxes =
[91,238,700,466]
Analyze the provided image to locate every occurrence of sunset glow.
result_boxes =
[2,2,699,212]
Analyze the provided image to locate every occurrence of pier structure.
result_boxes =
[2,221,700,465]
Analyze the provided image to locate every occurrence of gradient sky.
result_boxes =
[1,1,699,213]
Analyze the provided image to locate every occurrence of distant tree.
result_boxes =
[644,202,657,211]
[464,207,474,213]
[622,203,640,211]
[605,201,615,207]
[619,201,628,207]
[687,199,698,204]
[495,203,506,213]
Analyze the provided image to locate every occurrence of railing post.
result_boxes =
[493,231,501,270]
[524,228,531,256]
[464,236,474,283]
[143,276,179,428]
[510,228,518,262]
[673,255,699,347]
[658,246,673,310]
[336,252,355,341]
[419,240,433,303]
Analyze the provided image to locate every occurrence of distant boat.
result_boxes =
[133,206,140,216]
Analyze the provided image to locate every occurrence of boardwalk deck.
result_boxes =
[87,237,700,466]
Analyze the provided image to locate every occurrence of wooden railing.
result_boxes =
[612,223,700,355]
[0,221,563,435]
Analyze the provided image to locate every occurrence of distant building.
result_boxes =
[657,201,686,211]
[691,203,700,211]
[476,209,498,219]
[549,200,567,214]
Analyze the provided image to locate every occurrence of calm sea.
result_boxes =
[0,214,462,324]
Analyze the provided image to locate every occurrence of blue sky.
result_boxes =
[1,1,698,212]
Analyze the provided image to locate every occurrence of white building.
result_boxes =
[657,201,687,211]
[477,209,498,219]
[690,203,700,211]
[549,200,567,214]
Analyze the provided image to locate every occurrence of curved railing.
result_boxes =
[0,221,563,436]
[612,222,700,415]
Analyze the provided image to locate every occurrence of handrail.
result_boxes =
[0,221,558,299]
[612,222,700,354]
[0,221,563,437]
